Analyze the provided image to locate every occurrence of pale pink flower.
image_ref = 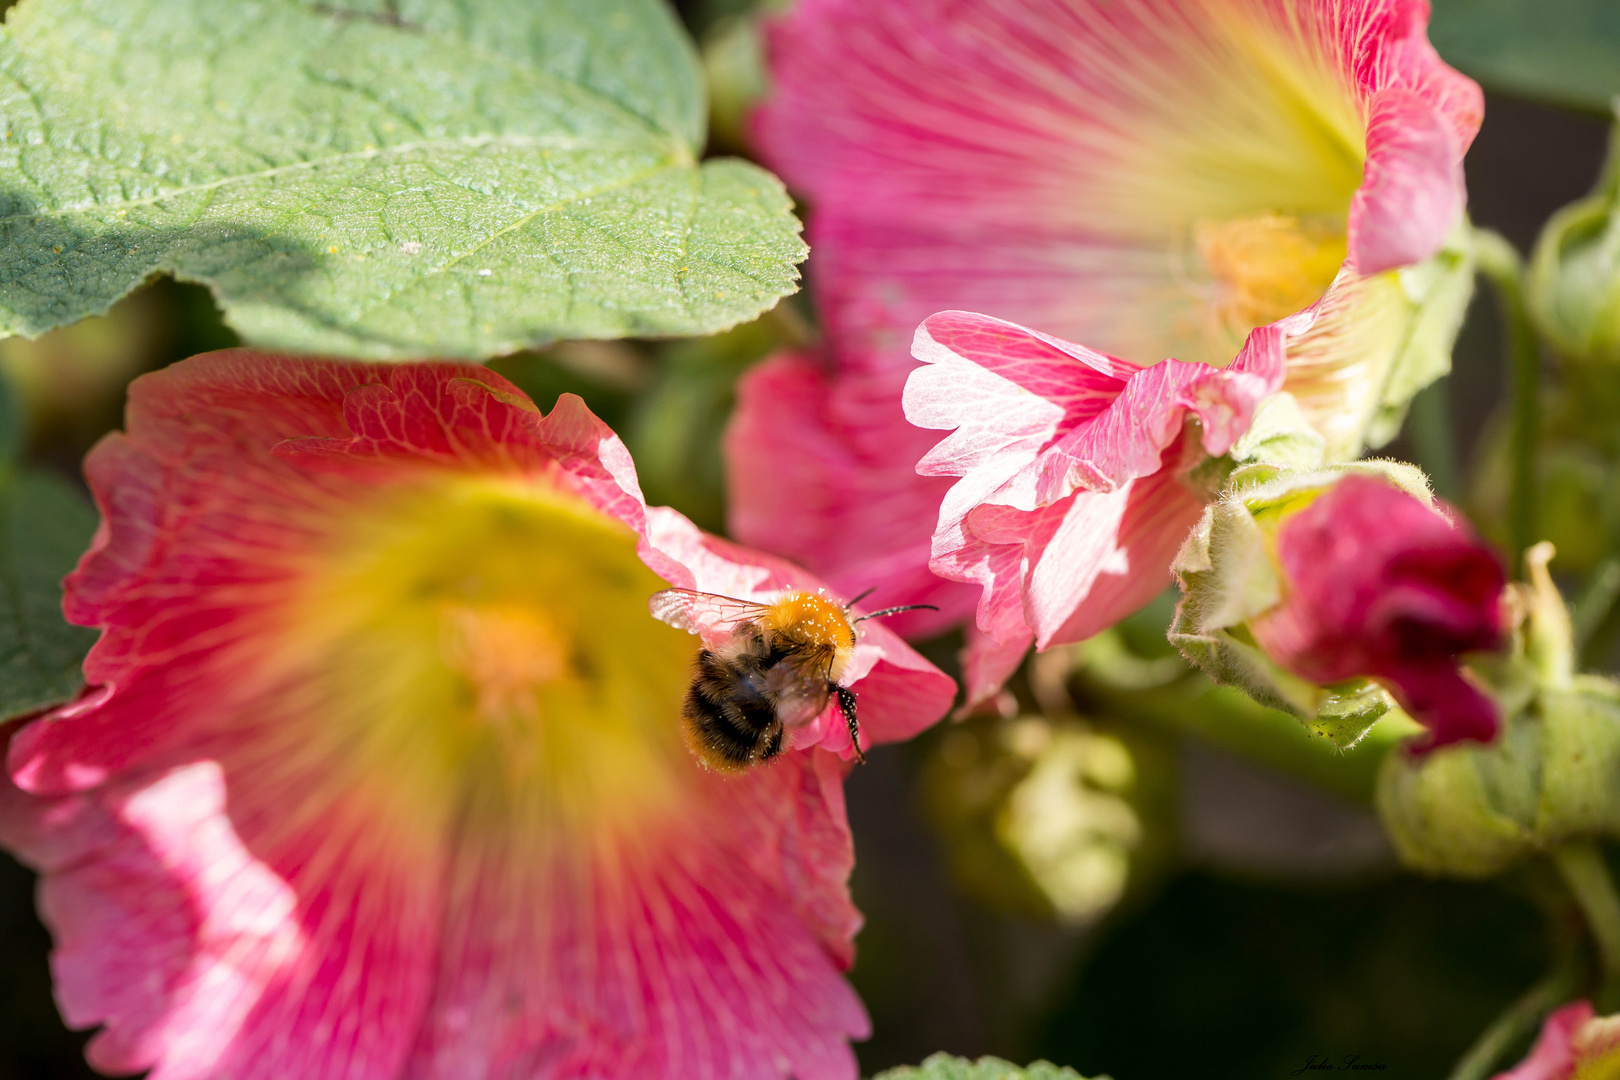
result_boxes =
[728,0,1482,652]
[905,310,1287,699]
[0,353,954,1080]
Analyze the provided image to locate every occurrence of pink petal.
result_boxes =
[1379,665,1499,752]
[1035,468,1210,648]
[403,750,866,1080]
[1349,88,1467,276]
[1041,321,1286,500]
[961,624,1036,710]
[725,351,977,638]
[755,0,1480,369]
[1494,1001,1592,1080]
[909,313,1283,673]
[728,0,1481,649]
[5,352,956,1079]
[0,746,447,1080]
[907,311,1134,519]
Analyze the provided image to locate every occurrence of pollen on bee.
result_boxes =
[760,590,856,651]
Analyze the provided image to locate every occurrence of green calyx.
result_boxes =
[1376,675,1620,878]
[1362,220,1479,452]
[1169,432,1434,749]
[1375,545,1617,879]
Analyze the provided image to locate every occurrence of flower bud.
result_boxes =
[1376,675,1620,878]
[921,716,1174,924]
[1377,546,1620,879]
[1172,464,1506,751]
[1528,113,1620,368]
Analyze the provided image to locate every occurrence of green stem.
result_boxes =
[1474,228,1541,573]
[1446,961,1585,1080]
[1553,842,1620,1004]
[1071,673,1414,806]
[1407,379,1460,500]
[1574,557,1620,653]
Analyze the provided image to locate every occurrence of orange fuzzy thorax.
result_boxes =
[760,591,856,681]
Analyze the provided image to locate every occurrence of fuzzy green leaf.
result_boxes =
[874,1055,1102,1080]
[0,0,806,359]
[1430,0,1620,113]
[0,469,96,721]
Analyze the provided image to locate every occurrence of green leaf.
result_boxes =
[874,1055,1101,1080]
[0,468,97,721]
[1430,0,1620,113]
[0,0,806,359]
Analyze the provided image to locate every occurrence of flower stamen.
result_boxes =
[1194,212,1347,349]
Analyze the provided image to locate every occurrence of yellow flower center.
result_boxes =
[1194,213,1348,351]
[1077,6,1367,369]
[265,474,697,835]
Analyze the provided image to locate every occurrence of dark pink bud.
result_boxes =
[1251,474,1506,751]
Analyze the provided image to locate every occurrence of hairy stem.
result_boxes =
[1474,228,1541,572]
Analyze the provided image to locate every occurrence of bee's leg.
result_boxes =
[834,684,865,764]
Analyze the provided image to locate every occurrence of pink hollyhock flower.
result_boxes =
[0,353,954,1080]
[1494,1001,1620,1080]
[903,309,1287,699]
[1250,473,1506,749]
[728,0,1482,645]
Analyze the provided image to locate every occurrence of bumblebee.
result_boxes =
[648,587,933,770]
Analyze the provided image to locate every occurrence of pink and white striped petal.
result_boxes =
[728,0,1483,646]
[905,312,1285,696]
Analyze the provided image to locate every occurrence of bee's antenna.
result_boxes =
[845,586,879,610]
[852,604,940,623]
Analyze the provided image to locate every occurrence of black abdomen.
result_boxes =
[682,645,788,769]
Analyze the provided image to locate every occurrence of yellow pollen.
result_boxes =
[1195,213,1347,348]
[275,476,695,831]
[442,603,574,722]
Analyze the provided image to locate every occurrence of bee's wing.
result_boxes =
[648,588,771,638]
[765,647,836,730]
[775,680,834,730]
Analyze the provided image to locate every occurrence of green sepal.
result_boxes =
[1170,461,1433,748]
[1363,222,1478,448]
[1377,675,1620,878]
[1228,391,1328,475]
